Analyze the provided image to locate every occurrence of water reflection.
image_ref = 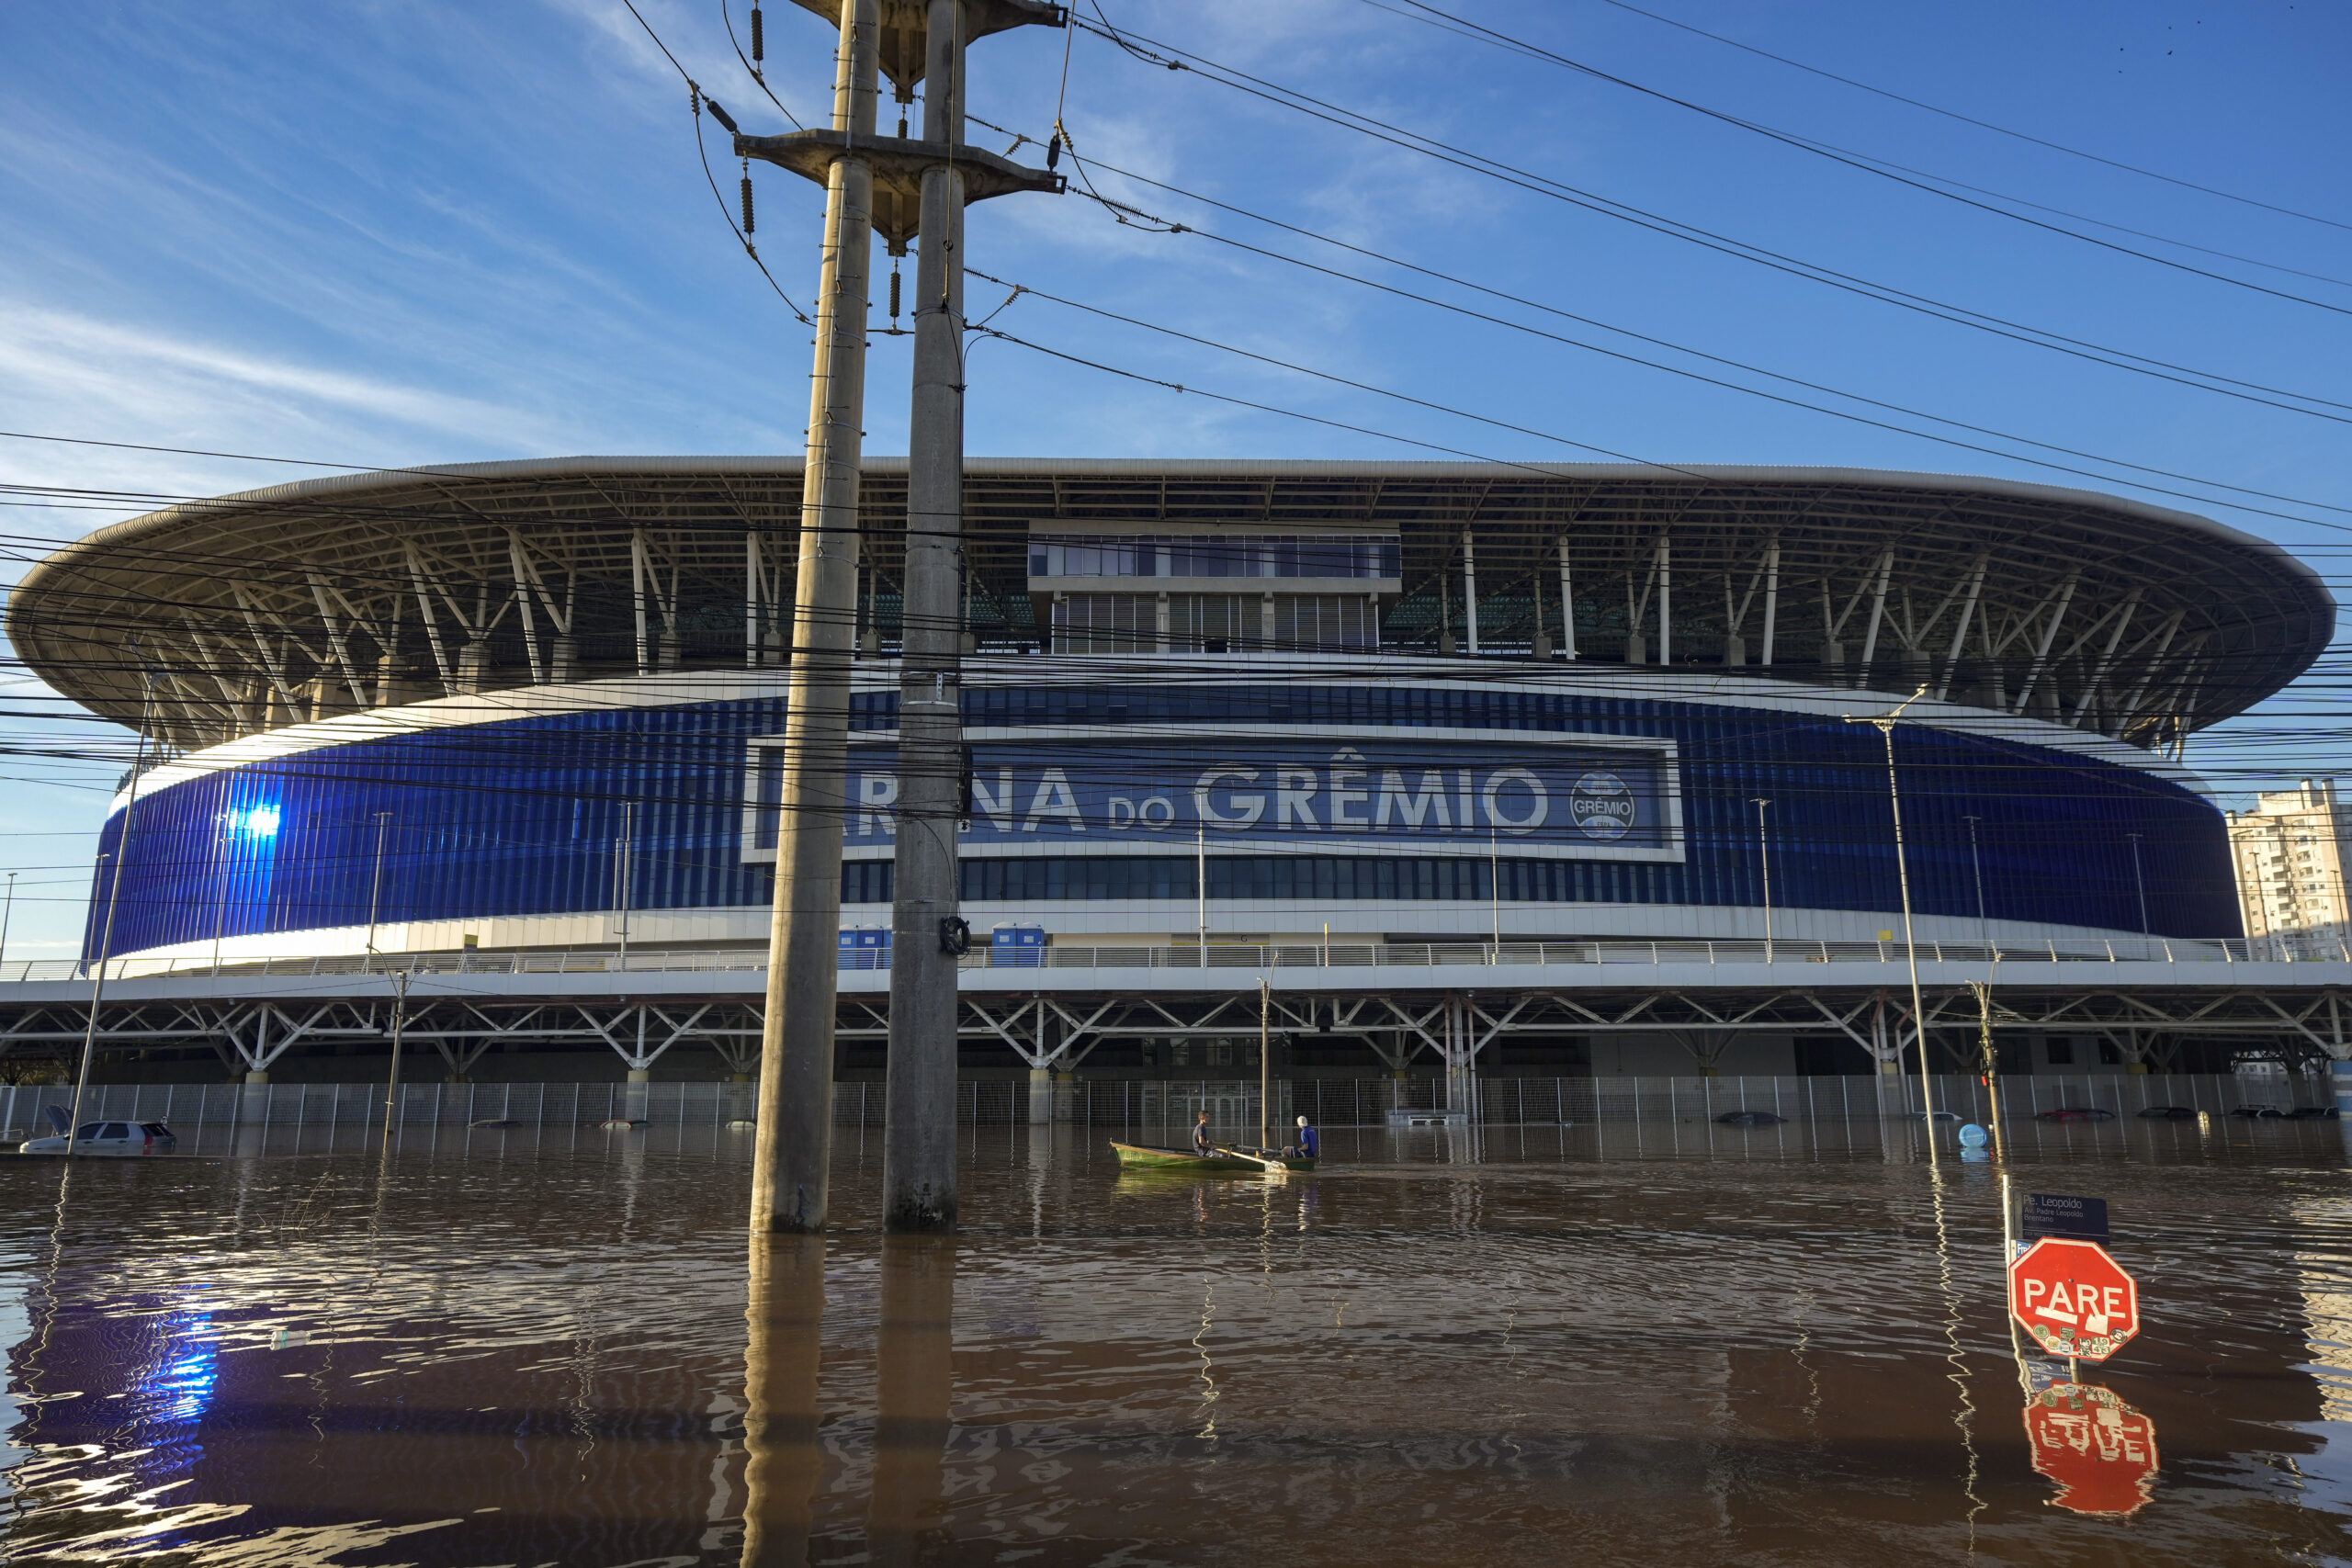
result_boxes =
[866,1235,955,1568]
[2021,1381,2158,1516]
[1,1132,2349,1563]
[741,1235,825,1568]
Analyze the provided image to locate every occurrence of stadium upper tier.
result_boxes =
[9,458,2331,753]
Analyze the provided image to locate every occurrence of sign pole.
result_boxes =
[1973,979,2006,1160]
[1998,1169,2029,1374]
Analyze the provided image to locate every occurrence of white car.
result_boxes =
[17,1110,179,1156]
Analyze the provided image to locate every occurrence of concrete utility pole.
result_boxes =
[883,0,975,1232]
[746,0,881,1235]
[740,0,1061,1234]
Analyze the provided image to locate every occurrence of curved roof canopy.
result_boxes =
[10,457,2332,753]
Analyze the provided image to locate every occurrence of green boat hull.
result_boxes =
[1111,1141,1316,1174]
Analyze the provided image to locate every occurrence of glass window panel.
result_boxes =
[1030,533,1398,580]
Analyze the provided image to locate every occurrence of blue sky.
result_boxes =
[0,0,2347,956]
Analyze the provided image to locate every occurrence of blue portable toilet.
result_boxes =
[840,926,891,969]
[992,923,1046,968]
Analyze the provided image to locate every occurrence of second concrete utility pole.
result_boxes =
[740,0,1063,1235]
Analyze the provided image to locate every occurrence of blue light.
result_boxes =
[239,805,280,837]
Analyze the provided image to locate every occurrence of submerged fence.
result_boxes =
[2,1071,2324,1143]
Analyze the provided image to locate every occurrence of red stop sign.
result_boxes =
[2023,1382,2158,1516]
[2009,1237,2140,1361]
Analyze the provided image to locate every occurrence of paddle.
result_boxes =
[1214,1145,1289,1173]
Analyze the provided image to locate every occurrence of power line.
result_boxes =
[721,0,805,130]
[1026,169,2352,518]
[967,114,2351,424]
[1364,0,2352,315]
[975,268,2352,529]
[616,0,811,322]
[1581,0,2352,236]
[1068,14,2352,400]
[1036,138,2352,425]
[1384,0,2352,288]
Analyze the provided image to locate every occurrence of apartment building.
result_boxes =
[2227,780,2352,959]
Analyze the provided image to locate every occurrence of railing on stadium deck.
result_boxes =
[0,1073,2331,1156]
[6,932,2346,985]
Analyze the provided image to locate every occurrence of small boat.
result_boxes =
[1111,1141,1315,1173]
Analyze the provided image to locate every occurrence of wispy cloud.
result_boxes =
[0,305,568,452]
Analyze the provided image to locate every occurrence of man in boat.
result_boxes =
[1284,1115,1317,1160]
[1192,1111,1215,1156]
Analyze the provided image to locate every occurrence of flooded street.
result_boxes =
[6,1123,2352,1565]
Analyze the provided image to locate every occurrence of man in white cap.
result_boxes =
[1283,1114,1318,1161]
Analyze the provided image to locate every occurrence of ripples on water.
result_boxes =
[4,1121,2351,1564]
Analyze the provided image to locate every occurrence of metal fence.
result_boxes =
[2,1071,2323,1145]
[1099,1071,2323,1131]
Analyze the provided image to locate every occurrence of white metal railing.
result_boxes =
[1,933,2336,986]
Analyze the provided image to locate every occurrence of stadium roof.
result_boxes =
[10,458,2332,752]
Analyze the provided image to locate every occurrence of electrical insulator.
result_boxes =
[897,113,909,140]
[750,4,763,62]
[741,172,755,233]
[1047,130,1061,172]
[888,268,901,321]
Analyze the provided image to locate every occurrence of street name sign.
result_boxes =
[2020,1191,2109,1245]
[2008,1237,2140,1361]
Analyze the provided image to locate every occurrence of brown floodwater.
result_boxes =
[5,1120,2352,1565]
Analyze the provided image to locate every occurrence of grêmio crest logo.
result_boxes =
[1567,772,1635,841]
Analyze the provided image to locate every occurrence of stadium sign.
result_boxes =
[745,725,1681,863]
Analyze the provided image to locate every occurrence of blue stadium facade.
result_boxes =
[17,458,2328,970]
[87,671,2238,962]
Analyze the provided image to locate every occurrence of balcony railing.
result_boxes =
[4,932,2338,986]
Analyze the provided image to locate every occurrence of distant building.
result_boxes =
[2228,781,2352,960]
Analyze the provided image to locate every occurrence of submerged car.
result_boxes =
[17,1108,178,1156]
[2035,1106,2116,1122]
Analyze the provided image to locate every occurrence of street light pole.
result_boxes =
[2127,832,2149,936]
[365,811,392,962]
[0,871,16,976]
[1196,819,1207,965]
[1847,685,1938,1164]
[1259,976,1272,1149]
[615,801,635,968]
[1488,822,1500,955]
[69,677,158,1155]
[1963,814,1989,955]
[382,967,409,1151]
[1750,797,1772,961]
[209,800,234,975]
